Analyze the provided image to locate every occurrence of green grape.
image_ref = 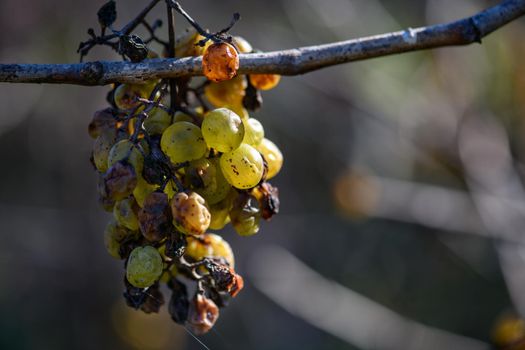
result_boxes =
[242,118,264,146]
[133,176,157,207]
[93,129,118,173]
[114,84,150,111]
[186,158,231,205]
[186,233,235,268]
[126,246,164,288]
[171,191,211,236]
[202,108,244,152]
[104,219,136,259]
[108,139,145,174]
[256,138,283,179]
[161,122,207,164]
[113,197,139,230]
[143,107,171,135]
[230,194,260,236]
[220,143,264,189]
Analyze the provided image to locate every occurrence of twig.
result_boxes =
[121,0,162,36]
[166,0,240,44]
[77,0,162,60]
[1,0,524,85]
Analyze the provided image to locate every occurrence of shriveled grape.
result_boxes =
[171,191,211,236]
[187,294,219,335]
[202,42,239,82]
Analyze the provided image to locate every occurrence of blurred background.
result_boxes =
[1,0,525,349]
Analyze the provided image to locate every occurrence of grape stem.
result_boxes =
[77,0,162,61]
[2,0,524,85]
[166,0,240,45]
[141,19,169,48]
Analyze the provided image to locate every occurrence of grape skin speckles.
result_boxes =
[220,143,264,189]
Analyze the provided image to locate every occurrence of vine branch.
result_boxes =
[1,0,524,85]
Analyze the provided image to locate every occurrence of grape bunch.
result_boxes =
[88,24,282,335]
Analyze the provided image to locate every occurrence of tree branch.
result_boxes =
[1,0,524,85]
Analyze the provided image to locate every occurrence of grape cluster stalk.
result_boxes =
[86,0,283,335]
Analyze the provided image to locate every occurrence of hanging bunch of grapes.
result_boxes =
[85,0,282,335]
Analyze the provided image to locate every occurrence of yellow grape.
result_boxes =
[249,74,281,91]
[233,36,253,53]
[107,139,145,174]
[103,218,137,259]
[133,176,157,207]
[186,233,235,268]
[113,197,139,230]
[220,143,264,189]
[114,84,150,111]
[174,29,210,57]
[161,122,208,164]
[242,118,264,146]
[186,158,231,205]
[143,107,171,135]
[93,129,118,173]
[204,75,246,109]
[208,191,234,230]
[256,138,283,179]
[201,108,245,152]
